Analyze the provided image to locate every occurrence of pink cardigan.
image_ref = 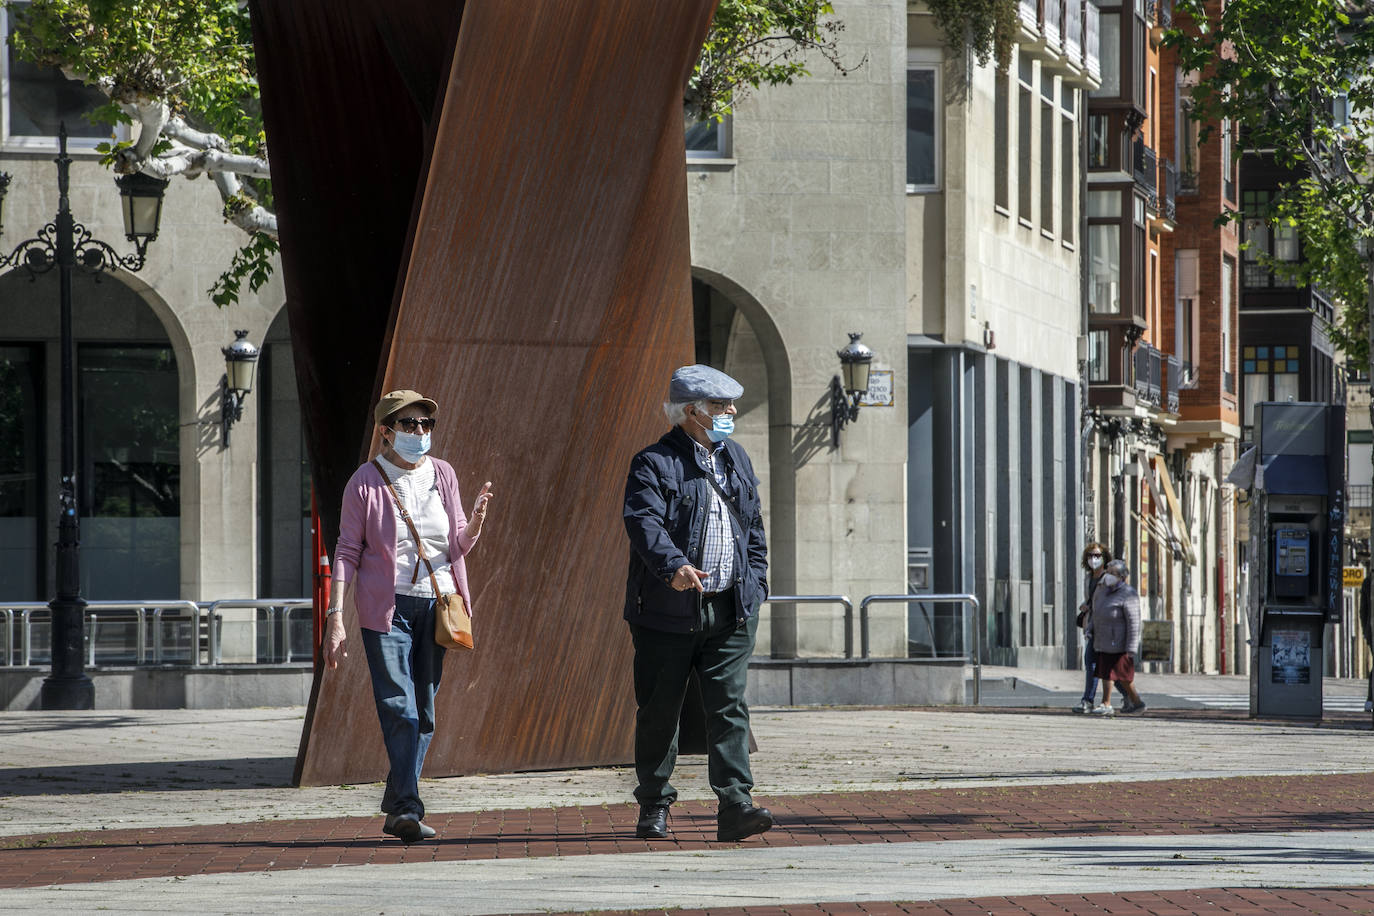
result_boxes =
[332,457,479,633]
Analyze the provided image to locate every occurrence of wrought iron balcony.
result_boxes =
[1158,158,1178,223]
[1165,352,1181,413]
[1133,341,1163,407]
[1156,0,1173,29]
[1133,135,1158,210]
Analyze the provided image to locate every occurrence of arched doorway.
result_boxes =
[690,269,797,656]
[256,305,312,598]
[0,268,183,600]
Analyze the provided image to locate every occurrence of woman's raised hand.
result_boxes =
[469,481,494,536]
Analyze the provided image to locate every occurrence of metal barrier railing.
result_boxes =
[760,595,855,658]
[860,593,983,705]
[203,599,313,664]
[0,599,314,668]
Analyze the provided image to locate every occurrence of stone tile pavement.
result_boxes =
[1,670,1372,914]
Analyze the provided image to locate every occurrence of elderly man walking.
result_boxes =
[622,364,771,842]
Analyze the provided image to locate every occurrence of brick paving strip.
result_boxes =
[1,771,1372,890]
[555,887,1374,915]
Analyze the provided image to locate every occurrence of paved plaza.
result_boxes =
[1,668,1372,914]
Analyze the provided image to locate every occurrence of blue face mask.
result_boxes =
[390,429,431,463]
[694,410,734,443]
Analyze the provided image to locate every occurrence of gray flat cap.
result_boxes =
[669,364,743,401]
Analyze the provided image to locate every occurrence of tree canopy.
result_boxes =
[6,0,866,305]
[1166,0,1374,368]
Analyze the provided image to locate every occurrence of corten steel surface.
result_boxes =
[248,0,465,560]
[280,0,715,786]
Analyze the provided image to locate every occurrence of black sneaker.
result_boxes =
[1120,699,1147,714]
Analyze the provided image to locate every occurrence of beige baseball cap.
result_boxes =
[373,389,437,425]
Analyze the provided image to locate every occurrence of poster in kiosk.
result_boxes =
[1251,402,1346,718]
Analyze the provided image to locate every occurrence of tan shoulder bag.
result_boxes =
[373,460,474,650]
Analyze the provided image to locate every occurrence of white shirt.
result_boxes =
[376,455,456,597]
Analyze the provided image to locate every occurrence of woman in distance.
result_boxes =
[1090,558,1146,717]
[1073,542,1112,714]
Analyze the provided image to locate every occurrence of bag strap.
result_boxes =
[701,450,748,532]
[373,459,443,596]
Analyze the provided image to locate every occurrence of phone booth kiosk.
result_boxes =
[1247,403,1346,719]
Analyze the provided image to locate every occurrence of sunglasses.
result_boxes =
[392,417,436,433]
[1088,552,1104,558]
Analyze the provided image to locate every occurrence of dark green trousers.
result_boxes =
[629,592,758,809]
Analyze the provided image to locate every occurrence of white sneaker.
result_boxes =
[1092,704,1115,716]
[1073,699,1093,714]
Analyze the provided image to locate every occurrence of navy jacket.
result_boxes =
[622,425,768,633]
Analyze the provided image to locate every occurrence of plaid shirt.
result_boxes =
[692,439,737,593]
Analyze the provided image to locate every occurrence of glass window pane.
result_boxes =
[1257,360,1269,373]
[1088,114,1110,168]
[1089,223,1121,313]
[1274,223,1299,261]
[0,344,42,600]
[1257,346,1269,359]
[1093,13,1120,97]
[1243,347,1255,359]
[4,14,111,139]
[1244,360,1255,372]
[1288,359,1300,373]
[1274,372,1299,403]
[1088,190,1121,218]
[1088,329,1111,381]
[79,345,180,599]
[1243,372,1268,428]
[685,115,731,158]
[906,68,937,188]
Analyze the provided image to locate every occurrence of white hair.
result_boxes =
[663,399,708,426]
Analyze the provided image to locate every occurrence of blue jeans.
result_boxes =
[1080,633,1098,703]
[361,594,445,818]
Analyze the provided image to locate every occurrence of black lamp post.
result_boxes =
[830,332,875,447]
[0,125,167,710]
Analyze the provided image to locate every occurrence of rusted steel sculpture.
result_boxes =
[252,0,714,785]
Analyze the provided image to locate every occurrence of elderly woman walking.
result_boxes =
[1090,558,1146,716]
[1073,542,1112,714]
[322,389,494,843]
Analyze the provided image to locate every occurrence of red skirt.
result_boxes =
[1095,651,1135,683]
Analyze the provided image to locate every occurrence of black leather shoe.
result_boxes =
[717,802,773,842]
[635,804,670,839]
[382,813,424,844]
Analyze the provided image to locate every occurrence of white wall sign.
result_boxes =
[860,369,894,407]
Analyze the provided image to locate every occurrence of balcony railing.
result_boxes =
[1133,135,1159,209]
[1165,352,1181,413]
[1064,0,1083,61]
[1133,342,1163,407]
[1085,2,1101,80]
[1159,158,1178,222]
[1044,0,1063,49]
[1155,0,1173,29]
